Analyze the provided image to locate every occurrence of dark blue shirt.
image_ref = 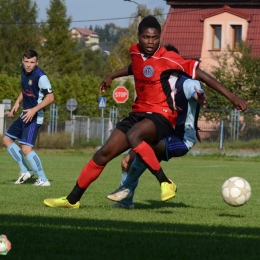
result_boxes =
[21,66,52,124]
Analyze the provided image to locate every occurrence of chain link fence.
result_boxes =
[2,105,260,149]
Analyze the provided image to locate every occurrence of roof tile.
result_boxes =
[72,27,98,37]
[161,6,260,59]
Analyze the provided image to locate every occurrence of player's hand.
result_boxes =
[196,127,202,143]
[194,86,207,106]
[4,111,13,117]
[7,103,20,117]
[99,76,113,94]
[22,108,36,123]
[230,96,248,112]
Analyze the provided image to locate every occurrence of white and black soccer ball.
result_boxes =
[221,177,251,207]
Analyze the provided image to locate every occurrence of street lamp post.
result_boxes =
[124,0,141,101]
[124,0,141,28]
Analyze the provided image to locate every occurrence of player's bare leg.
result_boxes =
[126,119,170,184]
[108,138,176,203]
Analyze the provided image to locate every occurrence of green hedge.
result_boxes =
[0,73,134,109]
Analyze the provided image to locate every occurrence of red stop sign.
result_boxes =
[113,86,129,103]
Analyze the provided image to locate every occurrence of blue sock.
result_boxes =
[120,171,128,186]
[26,151,47,182]
[120,171,127,186]
[120,157,147,206]
[7,143,30,173]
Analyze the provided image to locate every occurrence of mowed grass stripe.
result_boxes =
[0,150,260,259]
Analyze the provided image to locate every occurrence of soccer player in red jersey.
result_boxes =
[105,43,248,208]
[44,16,248,208]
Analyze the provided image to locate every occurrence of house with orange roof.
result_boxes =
[70,27,99,47]
[161,1,260,71]
[161,1,260,141]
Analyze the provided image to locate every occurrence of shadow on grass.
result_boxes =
[3,177,54,185]
[1,213,260,260]
[218,213,245,218]
[133,200,188,210]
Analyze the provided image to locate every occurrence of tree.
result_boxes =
[94,23,128,45]
[205,42,260,112]
[81,48,108,78]
[106,5,165,74]
[201,42,260,141]
[40,0,82,76]
[0,0,40,75]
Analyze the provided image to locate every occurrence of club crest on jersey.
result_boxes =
[143,65,154,78]
[28,79,33,86]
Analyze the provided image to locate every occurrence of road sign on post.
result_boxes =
[66,98,78,112]
[113,86,129,103]
[98,97,106,145]
[98,97,106,108]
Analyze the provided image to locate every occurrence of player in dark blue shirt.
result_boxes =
[3,50,54,186]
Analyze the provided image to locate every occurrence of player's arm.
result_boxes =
[193,87,204,143]
[184,79,206,103]
[6,91,23,117]
[34,75,54,111]
[99,64,133,94]
[193,86,207,106]
[22,76,54,123]
[184,80,205,143]
[195,68,248,111]
[22,93,54,123]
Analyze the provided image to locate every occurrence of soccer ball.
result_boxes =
[221,177,251,207]
[0,235,11,255]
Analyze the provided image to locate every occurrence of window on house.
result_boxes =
[212,25,222,50]
[231,25,242,50]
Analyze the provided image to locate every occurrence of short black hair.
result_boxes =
[23,50,38,60]
[138,15,161,34]
[164,44,179,54]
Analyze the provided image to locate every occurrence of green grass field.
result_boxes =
[1,150,260,260]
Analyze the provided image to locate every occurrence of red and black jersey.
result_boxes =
[130,44,199,126]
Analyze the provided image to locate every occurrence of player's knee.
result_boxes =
[125,130,140,147]
[2,135,11,148]
[93,146,113,165]
[21,146,32,156]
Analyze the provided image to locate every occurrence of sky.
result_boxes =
[35,0,169,29]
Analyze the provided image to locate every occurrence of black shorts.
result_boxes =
[116,112,173,143]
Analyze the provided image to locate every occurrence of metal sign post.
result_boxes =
[66,98,78,146]
[98,97,106,145]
